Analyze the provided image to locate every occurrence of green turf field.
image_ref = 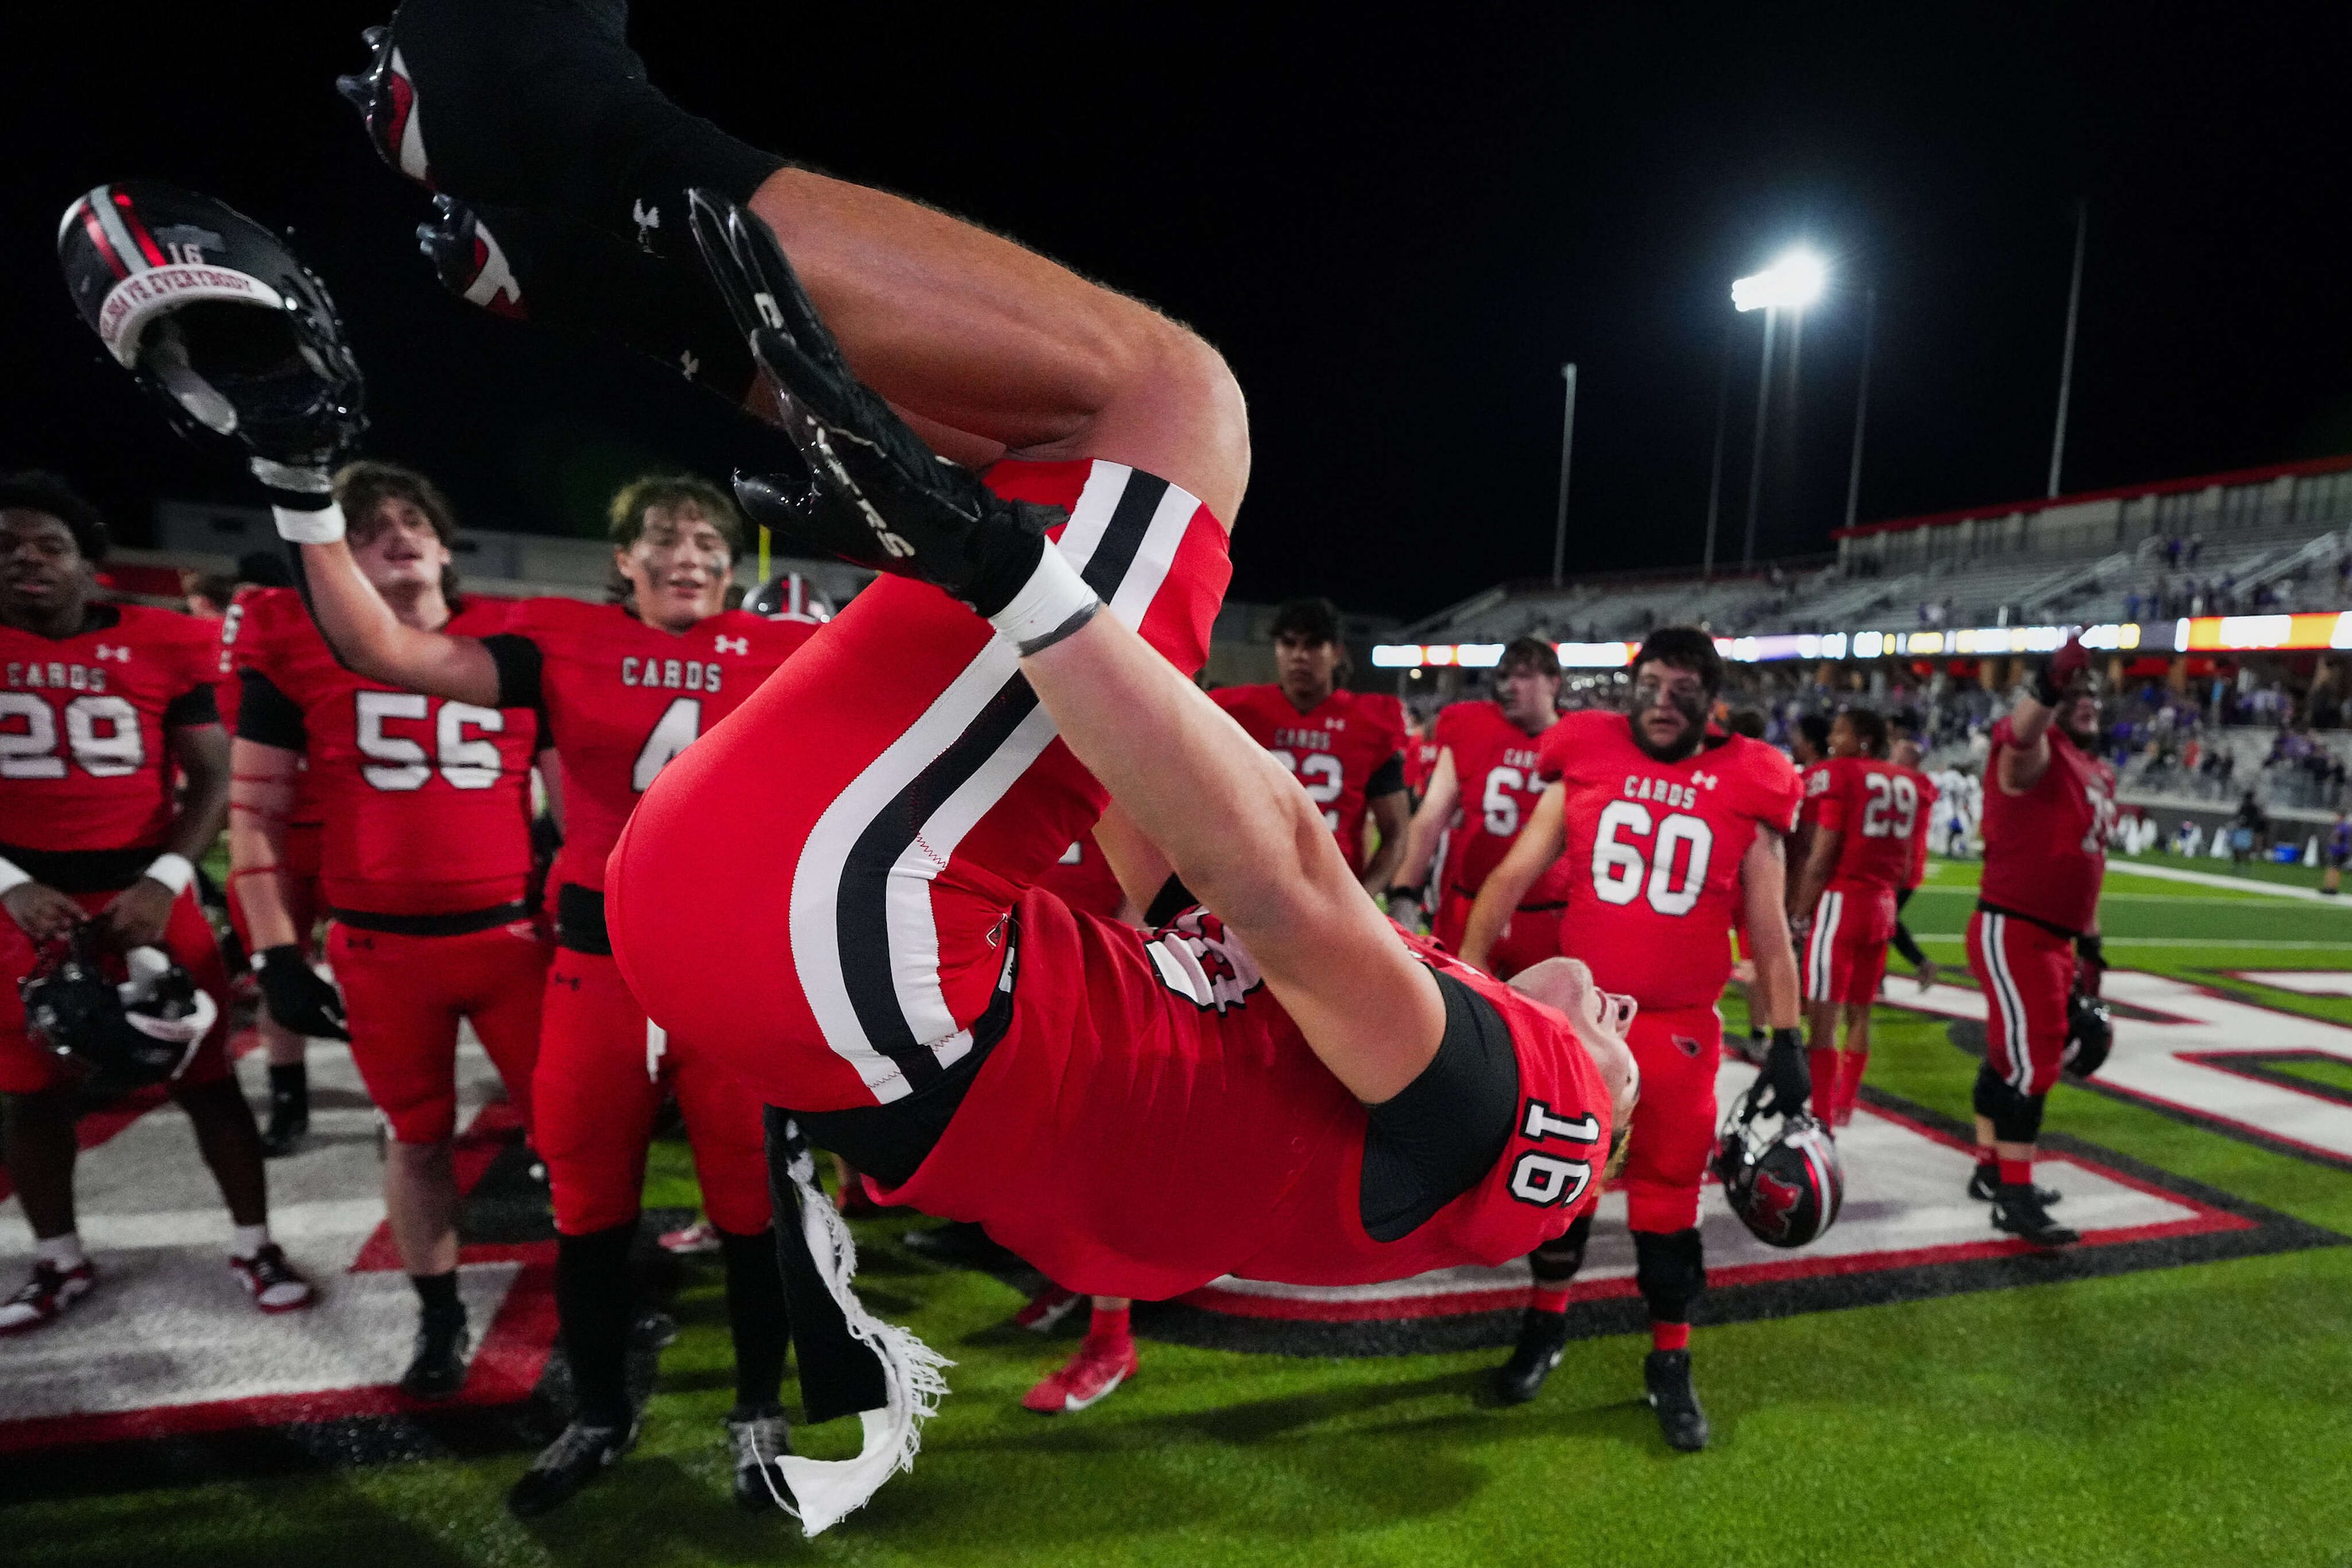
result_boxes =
[12,857,2352,1568]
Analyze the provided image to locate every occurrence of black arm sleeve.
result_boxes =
[162,684,220,729]
[1890,922,1927,969]
[1366,752,1407,800]
[234,669,308,750]
[1143,875,1199,928]
[479,633,545,712]
[1358,970,1521,1242]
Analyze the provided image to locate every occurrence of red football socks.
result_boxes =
[1087,1301,1132,1348]
[1808,1050,1841,1117]
[1839,1049,1869,1121]
[1999,1158,2034,1189]
[1530,1286,1571,1314]
[1651,1321,1691,1353]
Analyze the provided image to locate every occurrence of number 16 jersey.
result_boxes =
[484,599,819,896]
[1536,710,1802,1009]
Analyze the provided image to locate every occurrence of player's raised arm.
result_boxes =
[291,528,500,709]
[1998,638,2090,796]
[1459,781,1567,971]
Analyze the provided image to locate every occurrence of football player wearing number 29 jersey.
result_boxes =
[286,472,817,1516]
[1461,628,1808,1449]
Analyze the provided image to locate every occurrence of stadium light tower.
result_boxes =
[1731,247,1828,570]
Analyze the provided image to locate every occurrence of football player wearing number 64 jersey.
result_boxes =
[1460,628,1808,1449]
[283,472,819,1515]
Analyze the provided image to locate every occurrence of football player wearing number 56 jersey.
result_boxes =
[1461,629,1808,1449]
[1211,597,1410,895]
[226,463,552,1399]
[285,470,817,1517]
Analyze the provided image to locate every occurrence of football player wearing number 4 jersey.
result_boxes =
[2,474,312,1334]
[227,461,553,1399]
[286,473,818,1515]
[1461,629,1808,1449]
[1211,597,1411,895]
[1787,708,1914,1128]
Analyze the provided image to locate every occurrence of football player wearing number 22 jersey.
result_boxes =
[1461,628,1807,1450]
[287,472,817,1512]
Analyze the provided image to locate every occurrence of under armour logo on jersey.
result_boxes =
[94,645,131,662]
[632,198,661,250]
[715,635,749,655]
[1691,771,1717,790]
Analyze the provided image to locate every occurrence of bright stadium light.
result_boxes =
[1731,248,1828,313]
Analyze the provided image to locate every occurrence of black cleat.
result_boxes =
[1967,1163,2061,1206]
[259,1095,309,1159]
[726,1407,792,1510]
[507,1419,638,1518]
[1991,1185,2081,1247]
[1643,1349,1710,1452]
[398,1311,471,1400]
[1493,1309,1570,1405]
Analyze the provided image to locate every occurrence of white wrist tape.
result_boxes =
[143,853,196,897]
[0,857,30,898]
[271,501,346,544]
[988,545,1100,656]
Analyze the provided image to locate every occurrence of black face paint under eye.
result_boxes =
[1631,685,1708,762]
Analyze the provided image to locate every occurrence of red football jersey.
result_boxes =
[1404,734,1441,799]
[1796,760,1829,832]
[215,589,321,827]
[1536,710,1803,1010]
[1815,755,1922,893]
[1211,684,1408,873]
[875,894,1615,1298]
[1034,834,1131,921]
[1434,701,1576,905]
[232,589,539,917]
[2,604,218,855]
[1903,766,1939,889]
[493,599,818,894]
[1980,716,2114,934]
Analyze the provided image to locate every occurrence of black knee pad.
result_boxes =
[1529,1211,1595,1285]
[1633,1227,1706,1324]
[1973,1063,2047,1143]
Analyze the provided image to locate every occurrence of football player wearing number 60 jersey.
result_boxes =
[1211,597,1410,894]
[285,469,816,1517]
[1785,708,1912,1128]
[227,463,550,1398]
[1388,636,1572,977]
[1460,628,1807,1449]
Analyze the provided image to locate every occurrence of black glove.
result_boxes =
[253,945,350,1040]
[2074,933,2107,998]
[2032,638,2092,708]
[685,190,1063,615]
[1756,1026,1812,1119]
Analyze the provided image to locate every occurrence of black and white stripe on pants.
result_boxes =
[1804,889,1844,1003]
[1975,912,2033,1090]
[786,462,1205,1105]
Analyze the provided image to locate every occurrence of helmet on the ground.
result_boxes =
[2063,990,2112,1079]
[19,928,218,1088]
[745,570,832,624]
[1711,1082,1843,1248]
[58,180,365,468]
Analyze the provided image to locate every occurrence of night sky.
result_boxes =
[4,4,2347,619]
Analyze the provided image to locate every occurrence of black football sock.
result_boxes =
[417,198,758,404]
[267,1062,309,1110]
[411,1268,464,1325]
[376,0,785,265]
[555,1222,640,1428]
[717,1226,792,1414]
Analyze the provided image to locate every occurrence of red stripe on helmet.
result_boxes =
[76,202,129,280]
[112,190,169,267]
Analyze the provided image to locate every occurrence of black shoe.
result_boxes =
[1966,1164,2061,1206]
[507,1419,639,1518]
[1493,1309,1570,1405]
[1990,1184,2081,1247]
[399,1312,471,1400]
[1642,1349,1710,1452]
[259,1095,309,1159]
[726,1407,792,1510]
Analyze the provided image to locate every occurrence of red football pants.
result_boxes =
[1616,1003,1724,1234]
[1433,889,1562,980]
[533,947,772,1237]
[1965,908,2076,1098]
[609,461,1229,1113]
[327,920,549,1145]
[0,887,232,1094]
[1802,883,1895,1006]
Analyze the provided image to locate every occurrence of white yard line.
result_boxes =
[2093,859,2339,903]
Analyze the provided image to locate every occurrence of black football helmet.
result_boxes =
[58,180,365,471]
[1711,1081,1844,1249]
[2063,990,2112,1080]
[19,928,219,1089]
[744,571,833,625]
